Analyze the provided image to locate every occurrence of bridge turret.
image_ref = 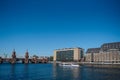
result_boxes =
[11,49,16,64]
[24,50,29,64]
[25,50,29,59]
[12,49,16,59]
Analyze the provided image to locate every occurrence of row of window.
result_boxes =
[56,50,74,61]
[87,43,120,53]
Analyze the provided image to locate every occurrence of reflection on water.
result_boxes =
[72,67,80,79]
[9,64,30,80]
[52,63,81,80]
[82,65,120,80]
[24,64,29,79]
[10,64,16,79]
[0,63,120,80]
[53,63,120,80]
[53,63,57,78]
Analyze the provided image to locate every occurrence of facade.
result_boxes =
[86,42,120,63]
[86,48,100,62]
[54,48,84,61]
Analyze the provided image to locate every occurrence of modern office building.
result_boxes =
[86,42,120,63]
[53,47,84,61]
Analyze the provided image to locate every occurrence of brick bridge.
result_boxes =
[0,50,48,64]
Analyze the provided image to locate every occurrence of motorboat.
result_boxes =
[59,62,80,67]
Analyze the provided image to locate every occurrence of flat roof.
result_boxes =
[55,47,83,51]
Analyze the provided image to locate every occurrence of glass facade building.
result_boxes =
[56,50,74,61]
[54,48,84,61]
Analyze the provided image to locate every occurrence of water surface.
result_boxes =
[0,63,120,80]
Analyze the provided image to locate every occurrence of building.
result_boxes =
[86,48,100,62]
[85,42,120,63]
[53,47,84,62]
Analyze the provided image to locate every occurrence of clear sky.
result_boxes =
[0,0,120,57]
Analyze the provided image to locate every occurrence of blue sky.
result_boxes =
[0,0,120,57]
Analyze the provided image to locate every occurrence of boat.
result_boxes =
[59,62,80,67]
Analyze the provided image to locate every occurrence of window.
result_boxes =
[56,50,74,61]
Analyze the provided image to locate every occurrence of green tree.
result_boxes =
[33,55,39,58]
[49,56,53,61]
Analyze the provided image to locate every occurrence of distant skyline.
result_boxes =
[0,0,120,57]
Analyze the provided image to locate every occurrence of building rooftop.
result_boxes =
[101,42,120,51]
[86,48,100,53]
[55,47,82,51]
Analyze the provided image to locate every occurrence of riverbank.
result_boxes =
[78,62,120,65]
[51,61,120,64]
[77,62,120,68]
[51,61,120,68]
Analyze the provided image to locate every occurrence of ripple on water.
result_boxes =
[0,64,120,80]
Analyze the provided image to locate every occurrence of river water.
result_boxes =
[0,63,120,80]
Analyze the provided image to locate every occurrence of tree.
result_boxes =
[33,55,39,58]
[49,56,53,61]
[4,53,8,58]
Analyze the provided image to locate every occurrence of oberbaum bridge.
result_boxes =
[0,50,48,64]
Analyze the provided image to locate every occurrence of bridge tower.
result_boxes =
[11,49,16,64]
[24,50,29,64]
